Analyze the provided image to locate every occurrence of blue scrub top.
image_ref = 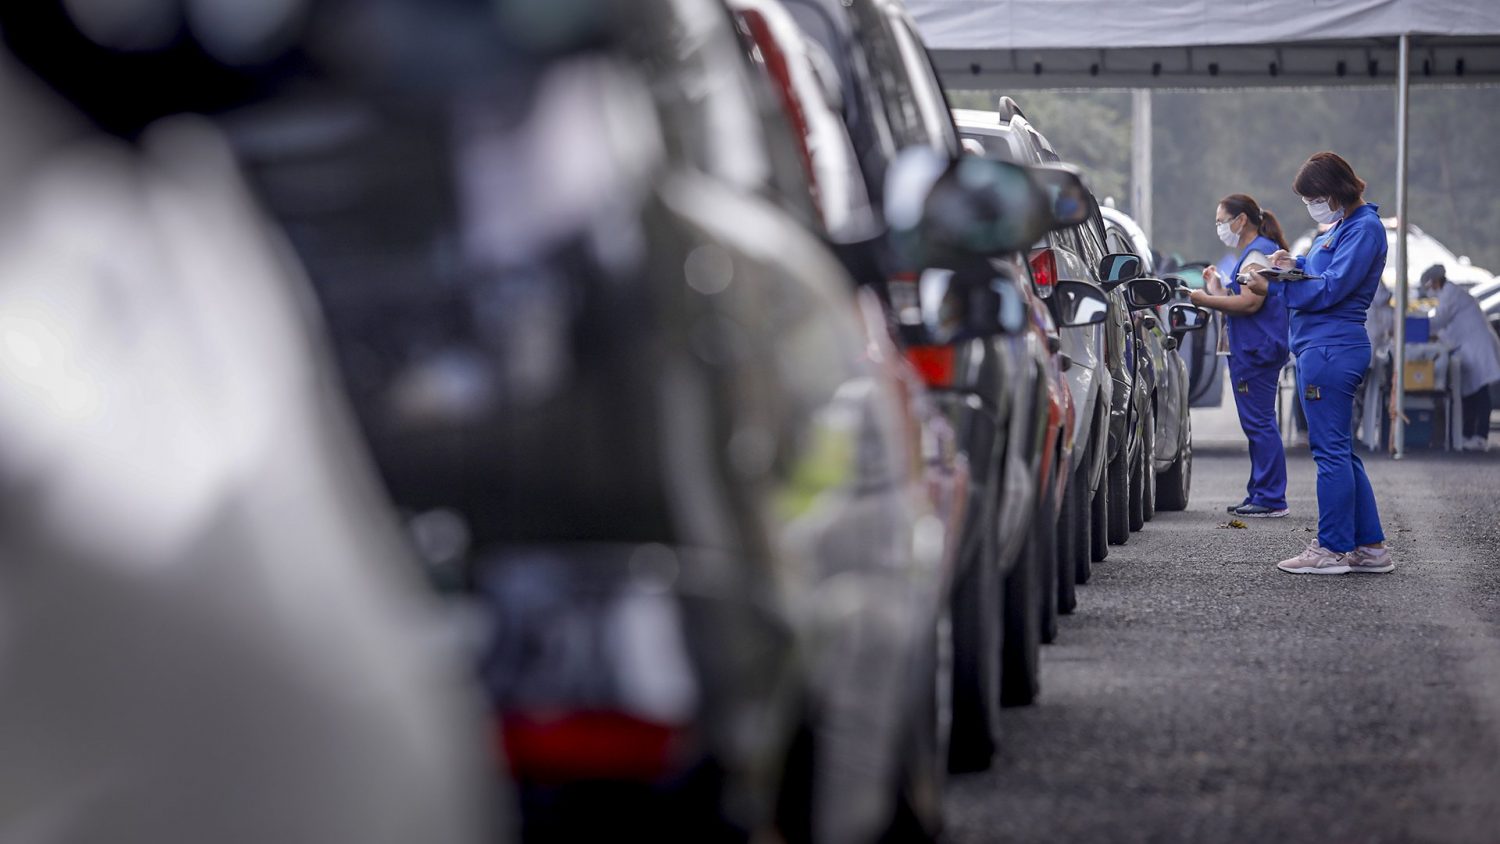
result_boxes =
[1271,203,1387,354]
[1226,234,1289,369]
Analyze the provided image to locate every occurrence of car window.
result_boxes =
[845,0,932,153]
[890,17,960,155]
[731,0,877,241]
[781,0,893,205]
[636,0,772,192]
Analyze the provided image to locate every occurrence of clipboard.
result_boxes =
[1255,267,1321,282]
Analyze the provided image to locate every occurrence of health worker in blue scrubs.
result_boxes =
[1189,194,1290,519]
[1246,152,1393,576]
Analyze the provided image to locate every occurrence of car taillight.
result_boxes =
[1030,248,1058,289]
[906,345,956,387]
[498,711,686,784]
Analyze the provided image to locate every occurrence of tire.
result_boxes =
[1074,461,1094,583]
[1156,437,1192,511]
[1106,444,1130,545]
[947,540,999,773]
[882,618,947,843]
[1142,411,1157,523]
[1128,440,1145,532]
[1055,474,1078,614]
[1039,492,1059,645]
[1000,528,1041,708]
[1090,476,1109,562]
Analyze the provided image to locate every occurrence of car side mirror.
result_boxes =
[1097,252,1143,287]
[1026,163,1092,228]
[1168,303,1210,334]
[1124,277,1172,311]
[1050,279,1110,328]
[884,147,1055,263]
[898,267,1029,344]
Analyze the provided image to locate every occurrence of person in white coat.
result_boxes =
[1355,281,1395,448]
[1423,264,1500,450]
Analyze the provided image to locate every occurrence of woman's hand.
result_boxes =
[1269,249,1296,270]
[1202,265,1227,296]
[1243,273,1271,296]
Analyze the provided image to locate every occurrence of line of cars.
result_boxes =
[227,0,1210,840]
[1,1,1209,842]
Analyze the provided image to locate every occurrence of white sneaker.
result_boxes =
[1465,436,1490,452]
[1346,545,1395,574]
[1275,540,1350,575]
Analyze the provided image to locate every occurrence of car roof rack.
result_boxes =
[997,95,1027,122]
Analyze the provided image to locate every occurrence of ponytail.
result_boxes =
[1219,193,1288,251]
[1259,210,1289,251]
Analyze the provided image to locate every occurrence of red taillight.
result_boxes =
[906,345,956,387]
[498,711,685,783]
[1030,248,1058,289]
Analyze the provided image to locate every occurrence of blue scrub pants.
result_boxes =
[1295,344,1385,552]
[1229,359,1288,510]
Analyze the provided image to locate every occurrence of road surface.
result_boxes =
[944,401,1500,843]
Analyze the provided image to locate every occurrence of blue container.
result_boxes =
[1405,315,1431,343]
[1403,407,1441,449]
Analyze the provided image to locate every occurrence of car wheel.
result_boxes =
[1127,439,1145,532]
[1055,472,1078,614]
[884,613,949,843]
[1074,460,1094,582]
[1142,413,1157,523]
[1000,527,1041,708]
[1038,478,1060,645]
[1156,436,1192,511]
[947,537,999,773]
[1090,472,1109,562]
[1106,444,1130,545]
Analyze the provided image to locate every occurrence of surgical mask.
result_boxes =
[1305,198,1343,225]
[1215,218,1240,247]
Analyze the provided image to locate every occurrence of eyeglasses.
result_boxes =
[1301,196,1328,206]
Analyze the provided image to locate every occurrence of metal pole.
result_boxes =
[1393,33,1410,458]
[1131,89,1152,239]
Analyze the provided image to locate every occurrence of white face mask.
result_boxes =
[1215,217,1240,248]
[1305,198,1343,225]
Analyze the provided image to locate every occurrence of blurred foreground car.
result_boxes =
[222,0,986,840]
[0,7,494,841]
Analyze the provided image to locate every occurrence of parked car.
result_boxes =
[1157,260,1228,407]
[0,7,495,842]
[1099,207,1206,512]
[733,0,1101,775]
[954,105,1157,552]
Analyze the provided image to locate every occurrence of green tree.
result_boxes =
[951,85,1500,277]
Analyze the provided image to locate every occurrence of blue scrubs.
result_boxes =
[1226,235,1289,509]
[1269,204,1387,552]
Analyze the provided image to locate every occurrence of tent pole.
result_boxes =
[1392,33,1410,459]
[1131,89,1152,239]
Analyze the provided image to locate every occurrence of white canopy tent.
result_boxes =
[909,0,1500,457]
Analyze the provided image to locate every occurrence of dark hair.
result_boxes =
[1292,151,1366,209]
[1219,193,1289,251]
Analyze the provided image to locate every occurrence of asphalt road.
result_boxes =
[944,407,1500,843]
